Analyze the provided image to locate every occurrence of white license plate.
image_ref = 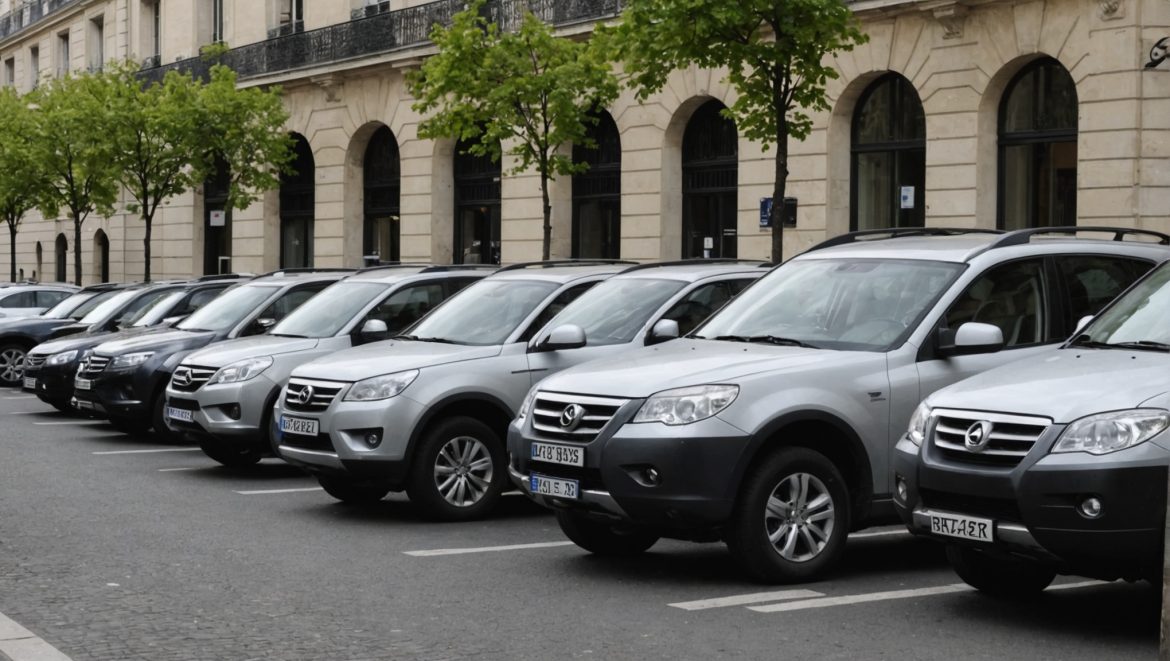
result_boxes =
[22,377,36,390]
[530,442,584,467]
[166,406,194,423]
[74,399,95,411]
[529,473,579,499]
[929,510,994,542]
[74,378,92,391]
[280,415,319,437]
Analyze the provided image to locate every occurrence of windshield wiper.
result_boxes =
[711,334,820,349]
[270,333,307,338]
[391,335,461,345]
[1067,334,1116,349]
[1111,340,1170,352]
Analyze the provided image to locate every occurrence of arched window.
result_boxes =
[203,158,231,275]
[363,126,401,265]
[280,134,315,268]
[94,230,109,283]
[453,138,501,265]
[999,58,1078,230]
[34,242,42,282]
[851,73,925,231]
[54,234,67,283]
[682,100,738,258]
[572,111,621,259]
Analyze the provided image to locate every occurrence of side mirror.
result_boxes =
[940,322,1005,356]
[256,318,276,331]
[1074,315,1093,335]
[647,318,680,346]
[540,324,586,352]
[358,318,389,343]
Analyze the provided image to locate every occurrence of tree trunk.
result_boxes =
[143,215,152,282]
[770,117,789,264]
[540,171,552,261]
[8,223,16,283]
[73,213,83,286]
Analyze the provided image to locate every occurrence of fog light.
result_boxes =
[363,430,382,448]
[1078,497,1103,519]
[896,477,908,502]
[226,404,241,420]
[643,467,661,486]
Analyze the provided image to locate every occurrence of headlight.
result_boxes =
[110,352,154,370]
[907,402,931,446]
[632,385,738,426]
[46,350,78,366]
[1052,409,1170,455]
[344,369,419,402]
[209,356,273,385]
[517,384,540,420]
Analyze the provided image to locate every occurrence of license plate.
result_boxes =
[530,442,584,467]
[22,377,36,390]
[929,510,994,543]
[529,473,579,499]
[280,415,319,437]
[166,406,194,423]
[75,378,92,391]
[74,399,95,411]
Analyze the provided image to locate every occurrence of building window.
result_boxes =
[54,234,67,283]
[682,100,738,259]
[94,230,109,283]
[88,15,105,71]
[279,135,315,269]
[56,31,69,76]
[363,126,401,265]
[273,0,304,37]
[212,0,224,43]
[203,158,231,275]
[998,57,1078,230]
[3,58,14,87]
[454,139,501,265]
[571,110,621,259]
[28,46,38,88]
[850,73,926,231]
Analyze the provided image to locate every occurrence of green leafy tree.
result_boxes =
[409,0,620,260]
[28,70,120,285]
[0,88,47,282]
[612,0,866,261]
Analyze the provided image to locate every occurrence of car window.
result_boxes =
[112,289,176,327]
[661,279,751,337]
[36,291,70,307]
[128,291,186,327]
[0,291,35,308]
[55,291,112,319]
[364,283,445,334]
[178,285,278,332]
[1058,256,1150,332]
[79,290,142,325]
[272,281,389,338]
[519,282,597,342]
[1082,262,1170,345]
[943,258,1051,348]
[260,284,328,323]
[448,277,480,296]
[410,279,559,346]
[181,287,229,315]
[539,278,686,346]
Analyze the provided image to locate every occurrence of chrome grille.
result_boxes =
[531,391,629,443]
[284,378,345,413]
[79,355,110,378]
[931,409,1050,468]
[171,365,217,392]
[24,354,46,370]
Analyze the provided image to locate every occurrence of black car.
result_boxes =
[24,277,242,412]
[0,283,124,387]
[74,270,349,437]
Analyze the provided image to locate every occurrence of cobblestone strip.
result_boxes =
[0,612,72,661]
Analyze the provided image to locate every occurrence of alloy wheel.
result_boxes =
[0,348,25,383]
[763,472,836,563]
[432,435,494,507]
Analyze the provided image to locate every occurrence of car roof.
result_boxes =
[0,283,78,292]
[612,259,771,283]
[486,261,636,284]
[344,264,497,284]
[247,269,354,286]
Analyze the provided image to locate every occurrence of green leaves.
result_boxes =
[0,87,45,281]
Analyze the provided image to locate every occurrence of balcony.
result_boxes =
[0,0,84,43]
[139,0,622,85]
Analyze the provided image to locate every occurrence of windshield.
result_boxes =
[408,279,558,345]
[178,284,277,333]
[1075,263,1170,348]
[43,292,99,319]
[694,258,965,351]
[542,278,686,346]
[272,281,390,338]
[128,291,185,327]
[79,290,141,325]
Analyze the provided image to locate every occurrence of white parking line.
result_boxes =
[0,611,73,661]
[405,541,575,557]
[92,448,202,455]
[748,580,1106,613]
[33,420,107,426]
[850,529,910,539]
[3,395,35,400]
[234,487,324,495]
[158,467,200,472]
[669,589,824,611]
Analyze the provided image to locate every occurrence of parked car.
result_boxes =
[274,259,767,520]
[166,264,495,467]
[895,255,1170,595]
[23,276,242,412]
[0,284,77,320]
[507,227,1170,583]
[0,283,126,387]
[73,270,351,436]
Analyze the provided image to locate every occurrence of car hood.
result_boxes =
[294,339,502,381]
[0,317,69,334]
[184,336,321,368]
[31,326,162,356]
[928,348,1170,423]
[94,328,216,357]
[538,339,854,398]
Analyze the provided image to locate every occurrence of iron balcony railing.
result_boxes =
[0,0,84,43]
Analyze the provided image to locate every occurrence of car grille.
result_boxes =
[531,391,629,443]
[281,433,335,454]
[171,365,217,392]
[79,355,111,378]
[931,409,1050,468]
[920,488,1023,522]
[24,354,46,370]
[284,379,345,413]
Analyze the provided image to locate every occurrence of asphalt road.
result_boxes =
[0,391,1158,660]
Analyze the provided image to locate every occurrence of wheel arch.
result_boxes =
[405,392,515,467]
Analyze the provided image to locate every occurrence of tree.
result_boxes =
[0,88,46,282]
[611,0,866,262]
[28,70,120,286]
[409,0,619,260]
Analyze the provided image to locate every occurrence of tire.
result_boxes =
[0,343,27,387]
[556,510,659,556]
[406,416,506,521]
[726,447,851,584]
[318,475,391,504]
[200,438,263,468]
[108,415,150,435]
[945,545,1055,597]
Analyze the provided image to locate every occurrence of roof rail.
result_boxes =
[419,264,499,273]
[356,262,440,273]
[618,258,770,274]
[197,273,256,281]
[496,259,637,272]
[260,267,355,277]
[805,228,1004,253]
[983,226,1170,250]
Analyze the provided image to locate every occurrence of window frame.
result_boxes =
[849,72,926,232]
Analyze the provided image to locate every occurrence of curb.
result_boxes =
[0,613,71,661]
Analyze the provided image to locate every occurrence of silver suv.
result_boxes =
[166,265,493,467]
[275,260,766,521]
[507,227,1170,583]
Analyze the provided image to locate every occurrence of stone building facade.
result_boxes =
[0,0,1166,283]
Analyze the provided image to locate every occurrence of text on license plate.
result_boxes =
[22,377,35,390]
[165,406,194,423]
[280,415,319,437]
[530,442,584,467]
[929,511,994,542]
[529,473,579,499]
[74,378,93,391]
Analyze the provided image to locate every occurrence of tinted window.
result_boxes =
[944,259,1051,347]
[79,290,142,325]
[0,291,36,308]
[42,292,97,319]
[411,279,558,346]
[364,283,445,334]
[111,289,177,327]
[178,285,278,332]
[259,284,328,323]
[36,291,70,307]
[272,281,391,338]
[519,283,597,342]
[1082,263,1170,345]
[661,279,752,336]
[128,291,185,327]
[541,278,686,346]
[1058,256,1150,331]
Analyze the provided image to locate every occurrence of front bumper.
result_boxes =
[73,369,145,418]
[24,359,81,403]
[165,375,280,445]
